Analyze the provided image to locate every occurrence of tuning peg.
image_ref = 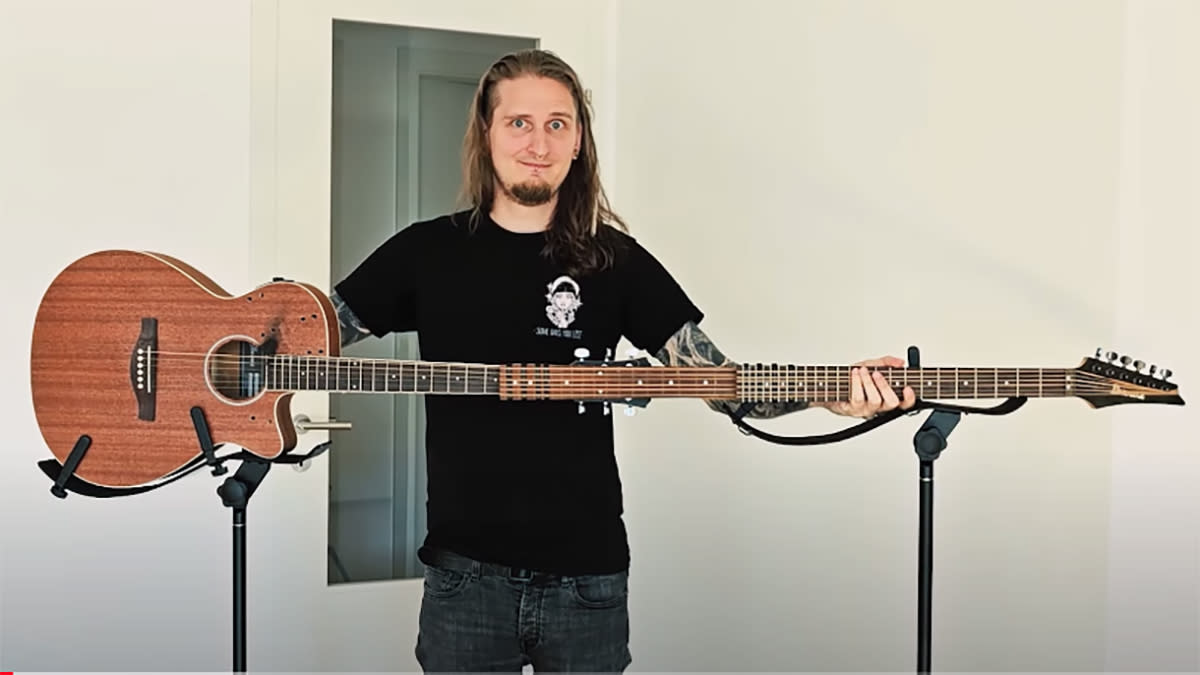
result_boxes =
[574,348,590,359]
[603,401,611,416]
[1106,351,1118,362]
[1096,347,1104,358]
[1134,360,1146,372]
[1149,364,1158,376]
[1120,355,1132,368]
[604,348,613,362]
[577,401,586,414]
[1162,369,1173,380]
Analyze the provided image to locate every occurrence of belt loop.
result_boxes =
[470,559,482,581]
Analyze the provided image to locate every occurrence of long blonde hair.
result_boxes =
[458,49,627,275]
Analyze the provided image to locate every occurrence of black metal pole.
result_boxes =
[217,457,269,673]
[918,459,933,674]
[234,505,247,673]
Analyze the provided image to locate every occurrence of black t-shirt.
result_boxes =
[334,209,703,574]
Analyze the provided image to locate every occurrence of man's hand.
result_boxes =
[813,355,917,418]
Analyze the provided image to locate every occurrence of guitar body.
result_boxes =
[30,250,338,488]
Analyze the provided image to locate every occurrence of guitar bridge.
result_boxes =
[129,317,157,421]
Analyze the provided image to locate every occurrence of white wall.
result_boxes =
[0,0,264,671]
[1106,0,1200,669]
[610,0,1198,671]
[1,0,1196,672]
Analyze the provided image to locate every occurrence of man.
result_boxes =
[331,48,915,673]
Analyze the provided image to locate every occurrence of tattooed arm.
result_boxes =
[654,320,811,419]
[331,291,373,349]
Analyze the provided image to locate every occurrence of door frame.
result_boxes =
[248,0,617,669]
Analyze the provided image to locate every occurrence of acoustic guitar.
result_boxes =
[30,250,1184,489]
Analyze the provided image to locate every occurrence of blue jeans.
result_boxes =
[414,547,632,672]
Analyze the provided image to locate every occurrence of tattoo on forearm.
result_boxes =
[654,321,809,419]
[331,291,372,349]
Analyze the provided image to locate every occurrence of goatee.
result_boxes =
[503,180,555,206]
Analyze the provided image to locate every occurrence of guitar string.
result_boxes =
[142,358,1142,387]
[137,377,1137,397]
[122,352,1165,397]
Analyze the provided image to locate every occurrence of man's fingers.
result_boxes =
[849,367,865,408]
[863,367,882,409]
[876,371,899,409]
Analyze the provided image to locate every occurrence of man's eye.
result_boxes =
[549,120,564,130]
[512,119,526,128]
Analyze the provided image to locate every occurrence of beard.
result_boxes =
[501,179,555,206]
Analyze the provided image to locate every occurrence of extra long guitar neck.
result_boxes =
[259,356,1081,402]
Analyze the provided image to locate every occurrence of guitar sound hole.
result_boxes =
[208,339,267,401]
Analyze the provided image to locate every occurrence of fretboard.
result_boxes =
[263,356,501,394]
[258,357,1083,402]
[733,365,1079,402]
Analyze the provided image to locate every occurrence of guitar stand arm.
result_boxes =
[47,435,93,499]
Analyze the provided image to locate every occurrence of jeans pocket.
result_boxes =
[423,564,471,599]
[570,570,628,609]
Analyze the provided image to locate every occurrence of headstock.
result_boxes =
[1074,348,1184,408]
[570,347,653,415]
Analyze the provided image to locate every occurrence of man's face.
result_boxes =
[487,75,581,207]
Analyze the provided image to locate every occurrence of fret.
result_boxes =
[404,362,416,392]
[415,362,427,392]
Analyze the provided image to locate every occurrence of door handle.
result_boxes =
[293,414,353,433]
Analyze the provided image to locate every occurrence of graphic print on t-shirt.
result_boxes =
[535,275,584,340]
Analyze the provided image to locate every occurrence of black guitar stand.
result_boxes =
[725,345,1027,674]
[38,407,331,673]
